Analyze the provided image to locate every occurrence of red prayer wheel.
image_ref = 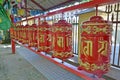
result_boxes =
[14,26,17,40]
[24,25,29,44]
[16,25,19,41]
[78,16,112,77]
[22,26,26,44]
[10,27,14,39]
[21,25,29,44]
[18,25,22,42]
[52,20,73,62]
[37,21,52,53]
[32,24,37,47]
[28,25,33,47]
[13,26,17,40]
[21,25,25,43]
[18,25,23,42]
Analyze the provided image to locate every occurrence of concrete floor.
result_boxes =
[105,67,120,80]
[0,44,48,80]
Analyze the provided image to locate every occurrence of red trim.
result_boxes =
[11,39,15,54]
[31,0,46,11]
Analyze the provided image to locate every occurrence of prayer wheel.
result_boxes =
[52,20,73,62]
[37,21,52,53]
[78,16,112,77]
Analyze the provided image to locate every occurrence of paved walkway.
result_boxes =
[0,44,48,80]
[16,46,84,80]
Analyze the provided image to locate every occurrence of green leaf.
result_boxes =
[0,4,11,30]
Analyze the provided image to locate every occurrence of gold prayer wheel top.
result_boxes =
[81,16,112,35]
[53,20,71,27]
[53,20,72,32]
[41,22,50,26]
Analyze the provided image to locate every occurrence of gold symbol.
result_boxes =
[57,37,64,47]
[66,37,71,47]
[98,41,108,56]
[82,40,93,56]
[47,34,51,41]
[52,37,55,47]
[39,35,44,42]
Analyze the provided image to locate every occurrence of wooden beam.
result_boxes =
[46,0,75,10]
[31,0,46,11]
